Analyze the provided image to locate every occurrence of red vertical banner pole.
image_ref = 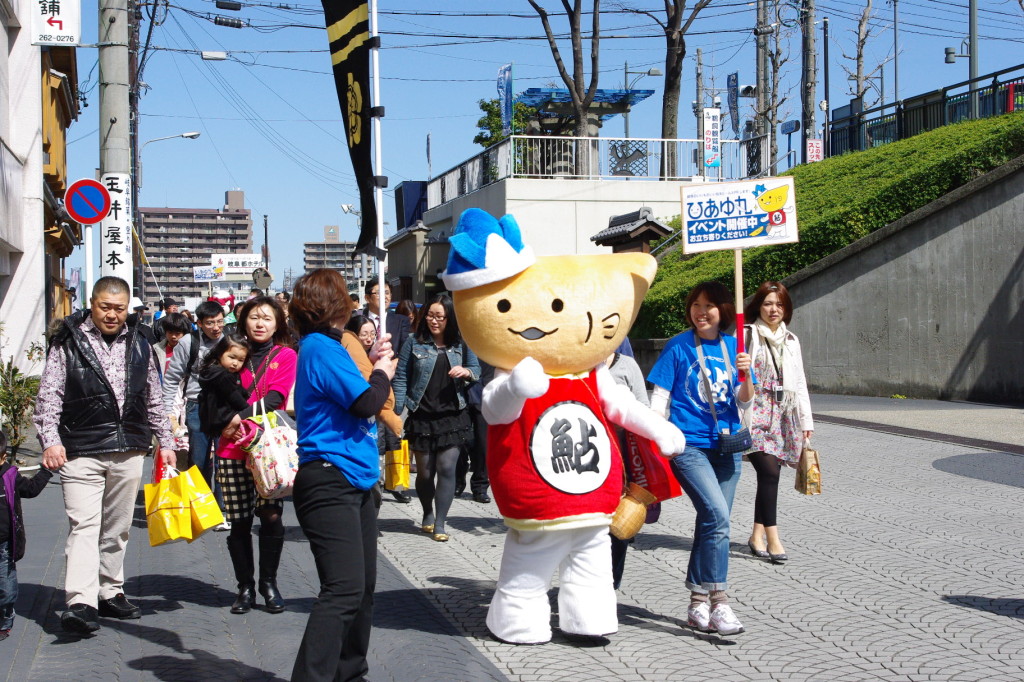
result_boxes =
[734,248,746,381]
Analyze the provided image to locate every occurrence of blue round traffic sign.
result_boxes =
[65,178,112,225]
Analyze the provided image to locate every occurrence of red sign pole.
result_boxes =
[734,248,746,381]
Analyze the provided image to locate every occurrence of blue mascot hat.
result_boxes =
[441,208,536,291]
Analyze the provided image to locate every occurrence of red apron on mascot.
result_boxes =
[489,372,623,527]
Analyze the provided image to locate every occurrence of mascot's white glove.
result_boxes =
[508,356,549,399]
[596,367,686,456]
[482,357,550,425]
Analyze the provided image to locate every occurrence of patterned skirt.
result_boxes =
[404,409,472,453]
[216,456,283,523]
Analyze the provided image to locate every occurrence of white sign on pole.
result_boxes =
[211,253,264,281]
[680,177,799,254]
[806,138,824,163]
[98,172,134,288]
[703,108,722,168]
[193,266,225,282]
[31,0,82,46]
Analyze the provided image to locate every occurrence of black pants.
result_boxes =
[455,405,489,495]
[291,462,377,682]
[748,451,782,527]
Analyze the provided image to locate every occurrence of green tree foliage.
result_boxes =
[473,99,538,148]
[633,112,1024,338]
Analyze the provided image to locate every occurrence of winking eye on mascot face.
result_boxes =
[442,208,686,645]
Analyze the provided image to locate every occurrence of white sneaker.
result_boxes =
[709,604,745,635]
[213,521,232,532]
[687,602,711,631]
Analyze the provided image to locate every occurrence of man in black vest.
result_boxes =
[34,276,175,635]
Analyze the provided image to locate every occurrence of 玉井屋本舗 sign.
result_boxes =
[680,177,799,254]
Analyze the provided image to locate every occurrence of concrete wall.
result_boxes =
[422,177,699,257]
[783,154,1024,404]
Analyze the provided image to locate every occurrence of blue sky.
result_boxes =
[65,0,1024,293]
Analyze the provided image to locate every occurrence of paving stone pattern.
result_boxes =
[2,419,1023,681]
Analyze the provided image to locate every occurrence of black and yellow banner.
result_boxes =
[322,0,377,254]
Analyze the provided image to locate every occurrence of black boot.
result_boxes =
[226,534,255,614]
[258,535,285,614]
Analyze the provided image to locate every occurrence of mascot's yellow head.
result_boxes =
[441,208,656,376]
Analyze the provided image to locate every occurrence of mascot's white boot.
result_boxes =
[487,527,617,644]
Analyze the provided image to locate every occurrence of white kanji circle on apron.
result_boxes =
[529,400,612,495]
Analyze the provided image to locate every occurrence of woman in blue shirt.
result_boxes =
[648,281,754,637]
[287,269,396,682]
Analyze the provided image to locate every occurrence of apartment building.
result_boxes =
[139,190,253,303]
[303,225,363,281]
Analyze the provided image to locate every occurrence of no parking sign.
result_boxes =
[65,179,111,225]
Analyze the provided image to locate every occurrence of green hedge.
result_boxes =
[633,112,1024,338]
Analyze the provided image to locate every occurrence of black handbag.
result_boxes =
[694,334,752,453]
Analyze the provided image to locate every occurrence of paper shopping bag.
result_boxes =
[795,445,822,495]
[624,433,684,502]
[384,440,410,491]
[179,465,225,541]
[145,467,192,547]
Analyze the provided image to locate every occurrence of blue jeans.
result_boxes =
[0,544,16,631]
[671,446,743,593]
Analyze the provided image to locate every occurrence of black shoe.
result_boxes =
[231,585,256,614]
[472,492,491,504]
[61,604,100,633]
[258,579,285,614]
[768,551,789,564]
[747,540,769,559]
[97,593,141,620]
[388,490,411,504]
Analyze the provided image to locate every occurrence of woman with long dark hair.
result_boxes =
[392,294,480,542]
[288,269,396,681]
[216,296,296,615]
[742,281,813,564]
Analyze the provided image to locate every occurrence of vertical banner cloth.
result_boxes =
[322,0,377,254]
[497,63,513,136]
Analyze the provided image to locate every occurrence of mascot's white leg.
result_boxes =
[556,526,618,637]
[487,528,567,644]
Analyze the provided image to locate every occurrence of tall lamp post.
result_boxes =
[341,204,367,293]
[623,61,662,138]
[134,131,201,300]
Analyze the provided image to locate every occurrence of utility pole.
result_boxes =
[968,0,978,119]
[800,0,816,164]
[822,17,830,157]
[98,0,134,292]
[755,0,769,137]
[891,0,899,104]
[129,0,142,298]
[263,214,269,268]
[696,48,704,178]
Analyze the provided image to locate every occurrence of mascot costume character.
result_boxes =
[441,208,686,644]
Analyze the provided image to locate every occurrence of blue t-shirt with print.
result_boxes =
[295,332,379,490]
[647,330,754,449]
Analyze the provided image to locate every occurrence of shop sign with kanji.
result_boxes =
[32,0,81,46]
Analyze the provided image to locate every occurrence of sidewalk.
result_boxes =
[2,394,1022,681]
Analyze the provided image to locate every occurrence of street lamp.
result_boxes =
[138,132,200,189]
[134,131,200,300]
[623,61,662,138]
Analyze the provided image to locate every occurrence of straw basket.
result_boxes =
[610,483,658,540]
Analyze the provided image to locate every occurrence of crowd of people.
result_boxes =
[7,269,814,679]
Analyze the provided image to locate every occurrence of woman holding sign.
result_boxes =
[648,281,755,637]
[742,282,813,564]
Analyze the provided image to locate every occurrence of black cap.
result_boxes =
[163,297,180,307]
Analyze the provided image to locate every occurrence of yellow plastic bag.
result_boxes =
[180,465,225,542]
[384,440,410,491]
[144,468,192,547]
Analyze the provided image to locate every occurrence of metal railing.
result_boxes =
[829,63,1024,156]
[426,134,772,210]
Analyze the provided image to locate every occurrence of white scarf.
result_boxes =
[753,318,797,412]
